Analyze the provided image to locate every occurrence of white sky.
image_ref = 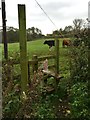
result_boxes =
[0,0,89,35]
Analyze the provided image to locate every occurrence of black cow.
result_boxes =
[44,40,55,48]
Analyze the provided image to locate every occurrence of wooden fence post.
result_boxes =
[32,55,38,72]
[88,1,90,97]
[18,4,28,95]
[2,0,8,59]
[28,63,31,85]
[55,39,59,74]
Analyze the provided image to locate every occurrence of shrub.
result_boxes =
[69,33,89,118]
[70,82,89,118]
[70,45,88,83]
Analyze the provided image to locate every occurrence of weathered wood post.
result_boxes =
[1,0,8,59]
[88,1,90,96]
[55,39,59,75]
[32,55,38,72]
[55,38,59,90]
[18,4,28,96]
[28,63,31,85]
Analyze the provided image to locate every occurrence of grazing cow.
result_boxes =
[44,40,55,48]
[62,39,72,47]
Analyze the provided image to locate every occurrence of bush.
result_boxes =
[70,45,88,83]
[70,82,89,118]
[69,32,89,118]
[3,91,22,118]
[70,29,90,119]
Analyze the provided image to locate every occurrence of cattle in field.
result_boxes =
[62,39,72,47]
[44,40,55,48]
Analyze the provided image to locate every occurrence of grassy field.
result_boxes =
[1,38,70,77]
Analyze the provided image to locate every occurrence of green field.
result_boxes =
[1,39,70,78]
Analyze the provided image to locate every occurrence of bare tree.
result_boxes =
[73,19,84,33]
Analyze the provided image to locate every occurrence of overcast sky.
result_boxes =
[0,0,89,35]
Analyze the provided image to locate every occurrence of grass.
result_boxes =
[1,38,70,77]
[27,39,55,58]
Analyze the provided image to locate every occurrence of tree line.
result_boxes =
[0,27,44,43]
[47,18,88,38]
[0,18,88,43]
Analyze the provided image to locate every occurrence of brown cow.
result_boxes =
[62,39,72,47]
